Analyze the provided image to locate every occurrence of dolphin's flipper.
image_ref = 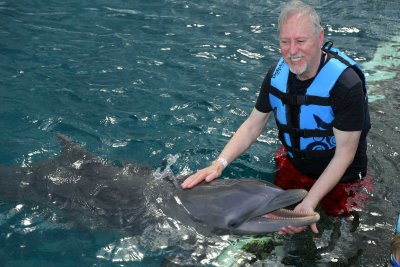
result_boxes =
[177,178,311,233]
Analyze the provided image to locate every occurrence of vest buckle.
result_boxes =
[295,95,308,105]
[284,94,308,105]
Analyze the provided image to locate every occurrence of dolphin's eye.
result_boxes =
[228,222,238,228]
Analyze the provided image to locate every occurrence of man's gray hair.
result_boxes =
[278,0,322,35]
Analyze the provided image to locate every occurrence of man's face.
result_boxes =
[279,13,323,80]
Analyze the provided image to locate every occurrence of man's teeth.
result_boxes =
[291,57,301,62]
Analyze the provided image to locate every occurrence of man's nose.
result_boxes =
[289,43,299,56]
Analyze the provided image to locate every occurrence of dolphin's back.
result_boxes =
[0,134,156,232]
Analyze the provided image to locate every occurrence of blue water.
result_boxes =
[1,0,399,266]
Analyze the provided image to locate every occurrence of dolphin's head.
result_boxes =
[176,178,320,234]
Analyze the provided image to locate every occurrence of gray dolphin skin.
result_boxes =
[177,179,320,234]
[0,134,319,235]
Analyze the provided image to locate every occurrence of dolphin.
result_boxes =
[0,133,319,235]
[177,178,320,234]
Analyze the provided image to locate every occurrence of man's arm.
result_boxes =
[181,108,271,189]
[279,127,362,234]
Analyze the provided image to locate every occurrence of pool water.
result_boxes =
[1,0,399,266]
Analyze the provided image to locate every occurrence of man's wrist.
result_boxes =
[301,195,319,210]
[214,156,228,170]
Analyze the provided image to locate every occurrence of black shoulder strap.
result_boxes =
[322,41,367,94]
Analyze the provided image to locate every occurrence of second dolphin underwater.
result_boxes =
[0,134,319,234]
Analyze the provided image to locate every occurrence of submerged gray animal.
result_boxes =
[0,134,319,235]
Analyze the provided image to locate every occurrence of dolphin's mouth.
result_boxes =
[261,208,320,222]
[232,208,320,234]
[239,187,320,227]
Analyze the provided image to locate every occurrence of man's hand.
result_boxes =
[181,161,224,189]
[278,201,319,235]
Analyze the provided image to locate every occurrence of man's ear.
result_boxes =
[318,28,325,47]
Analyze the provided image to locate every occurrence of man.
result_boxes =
[181,0,371,235]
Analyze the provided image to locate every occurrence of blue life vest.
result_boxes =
[269,42,366,159]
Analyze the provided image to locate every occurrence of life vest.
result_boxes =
[269,42,367,159]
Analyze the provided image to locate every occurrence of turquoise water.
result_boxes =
[1,0,399,266]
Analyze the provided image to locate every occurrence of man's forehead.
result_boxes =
[279,14,314,36]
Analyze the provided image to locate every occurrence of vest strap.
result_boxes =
[285,146,335,159]
[269,86,330,106]
[277,122,333,137]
